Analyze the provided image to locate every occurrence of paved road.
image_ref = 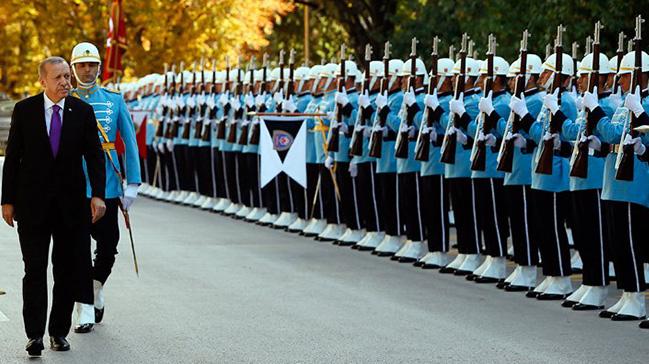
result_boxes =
[0,197,648,363]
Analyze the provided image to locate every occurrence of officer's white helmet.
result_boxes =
[608,55,619,73]
[368,60,384,89]
[479,56,510,76]
[308,65,324,80]
[387,59,404,89]
[334,61,359,79]
[436,58,455,77]
[320,63,339,78]
[507,54,543,76]
[617,51,649,75]
[71,42,101,65]
[399,58,427,76]
[542,53,574,76]
[294,66,310,81]
[452,57,480,77]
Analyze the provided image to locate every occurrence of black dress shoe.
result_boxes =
[390,255,400,261]
[332,240,341,245]
[74,323,94,334]
[525,290,541,298]
[611,313,646,321]
[26,338,44,357]
[351,245,360,250]
[537,293,569,301]
[454,269,472,276]
[376,251,394,257]
[465,274,477,281]
[496,280,510,289]
[439,266,456,274]
[474,276,501,284]
[337,241,354,247]
[422,263,441,270]
[639,320,649,329]
[49,336,70,351]
[505,285,533,292]
[572,303,604,311]
[357,246,375,252]
[398,257,416,263]
[599,310,615,318]
[561,300,578,308]
[371,250,379,255]
[413,260,424,267]
[95,307,105,324]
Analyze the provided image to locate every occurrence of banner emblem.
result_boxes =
[273,130,294,151]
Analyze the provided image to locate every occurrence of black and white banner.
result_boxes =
[259,115,307,188]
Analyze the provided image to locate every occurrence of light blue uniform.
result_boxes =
[304,94,324,164]
[333,89,359,163]
[441,89,481,178]
[351,91,378,165]
[394,89,425,173]
[374,91,403,174]
[315,90,336,164]
[529,92,578,192]
[74,85,142,198]
[596,96,649,208]
[420,93,451,176]
[468,91,511,179]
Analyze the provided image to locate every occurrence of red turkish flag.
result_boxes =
[102,0,127,83]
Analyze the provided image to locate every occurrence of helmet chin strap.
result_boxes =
[73,63,101,88]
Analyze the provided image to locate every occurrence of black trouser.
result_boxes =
[197,146,214,197]
[262,176,279,214]
[321,165,342,224]
[277,173,293,213]
[531,190,571,277]
[398,172,425,241]
[421,174,450,252]
[447,178,481,255]
[605,201,647,292]
[183,145,199,192]
[213,149,228,200]
[90,198,120,285]
[173,144,187,191]
[505,185,539,266]
[474,178,509,257]
[337,162,361,230]
[145,147,157,185]
[164,144,179,191]
[356,162,383,232]
[235,152,251,206]
[378,172,400,236]
[571,189,609,286]
[247,153,263,209]
[223,151,239,204]
[18,205,90,339]
[307,164,324,220]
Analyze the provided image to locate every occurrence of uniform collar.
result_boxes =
[75,84,100,99]
[524,88,541,97]
[437,91,452,97]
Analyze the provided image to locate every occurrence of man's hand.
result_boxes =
[90,197,106,224]
[120,184,139,211]
[2,204,15,227]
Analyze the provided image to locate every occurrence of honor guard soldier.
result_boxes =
[70,42,141,333]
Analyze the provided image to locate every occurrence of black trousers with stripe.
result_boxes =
[398,172,424,242]
[197,146,214,197]
[505,185,539,266]
[531,189,572,277]
[212,149,228,200]
[605,201,647,292]
[306,163,323,220]
[570,189,610,286]
[336,162,362,230]
[356,162,383,232]
[182,145,199,192]
[172,144,188,191]
[378,172,400,236]
[448,178,482,255]
[246,153,263,209]
[474,178,509,257]
[421,174,450,252]
[320,166,342,225]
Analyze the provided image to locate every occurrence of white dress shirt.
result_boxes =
[43,93,65,135]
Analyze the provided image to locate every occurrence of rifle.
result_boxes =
[238,56,256,145]
[195,57,207,139]
[201,59,217,142]
[155,63,169,138]
[570,42,579,90]
[249,53,268,146]
[287,49,296,99]
[395,37,419,159]
[326,44,346,152]
[368,41,391,158]
[615,15,644,181]
[497,30,530,172]
[613,32,626,95]
[470,34,496,171]
[350,44,374,156]
[227,56,243,143]
[440,33,469,164]
[570,21,603,178]
[216,56,230,140]
[163,64,177,139]
[535,25,566,175]
[414,36,440,162]
[181,61,196,140]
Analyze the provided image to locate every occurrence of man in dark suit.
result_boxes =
[1,56,106,357]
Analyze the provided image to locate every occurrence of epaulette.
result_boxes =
[103,87,121,94]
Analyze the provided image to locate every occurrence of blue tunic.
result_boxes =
[468,91,511,179]
[420,93,451,176]
[441,90,481,178]
[394,90,425,174]
[373,91,403,174]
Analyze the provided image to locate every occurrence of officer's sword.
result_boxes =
[96,122,140,277]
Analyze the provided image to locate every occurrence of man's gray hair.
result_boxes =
[38,56,67,79]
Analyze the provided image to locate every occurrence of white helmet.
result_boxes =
[452,57,480,77]
[507,54,543,76]
[203,70,214,84]
[388,59,404,89]
[436,58,455,77]
[617,51,649,75]
[294,66,310,81]
[542,53,574,76]
[368,60,384,90]
[320,63,339,78]
[479,56,510,76]
[71,42,101,65]
[609,55,619,73]
[335,60,359,79]
[308,65,324,80]
[400,58,427,76]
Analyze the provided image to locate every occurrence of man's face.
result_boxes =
[619,73,631,93]
[74,62,100,84]
[538,69,552,89]
[41,62,72,100]
[577,74,589,93]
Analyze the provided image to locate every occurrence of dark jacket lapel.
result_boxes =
[57,96,75,159]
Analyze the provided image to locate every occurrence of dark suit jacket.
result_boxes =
[1,93,105,228]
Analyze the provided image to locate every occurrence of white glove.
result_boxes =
[196,93,205,106]
[362,125,372,138]
[120,184,139,211]
[478,90,495,115]
[326,111,336,121]
[245,93,255,108]
[240,119,251,127]
[399,123,415,138]
[609,88,623,110]
[424,89,439,110]
[403,87,416,107]
[449,93,466,116]
[421,126,437,142]
[186,96,196,108]
[156,141,165,153]
[583,86,599,111]
[509,95,528,118]
[543,88,560,115]
[218,92,230,106]
[284,97,297,113]
[324,156,334,169]
[624,85,644,117]
[348,163,358,177]
[543,132,561,150]
[372,124,388,137]
[375,91,388,109]
[484,133,497,147]
[586,135,602,151]
[358,90,370,108]
[206,95,216,109]
[335,87,349,106]
[624,134,647,155]
[166,139,174,150]
[273,89,284,104]
[231,97,241,111]
[511,133,527,148]
[575,96,584,112]
[255,93,266,108]
[448,126,467,145]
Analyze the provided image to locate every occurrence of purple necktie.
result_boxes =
[50,104,62,157]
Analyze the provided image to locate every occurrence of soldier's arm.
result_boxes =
[117,96,142,185]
